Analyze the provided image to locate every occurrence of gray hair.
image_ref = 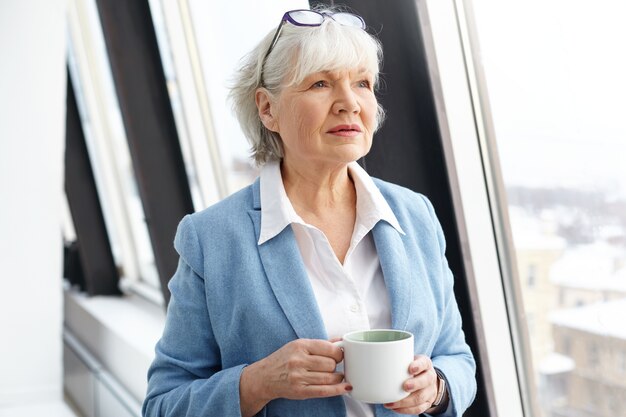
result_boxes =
[229,7,386,165]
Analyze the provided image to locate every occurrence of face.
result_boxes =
[258,68,379,170]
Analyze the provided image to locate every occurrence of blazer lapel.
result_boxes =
[372,221,415,331]
[248,180,327,341]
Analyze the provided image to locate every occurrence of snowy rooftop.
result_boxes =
[538,352,575,375]
[550,242,626,292]
[508,207,566,251]
[549,298,626,339]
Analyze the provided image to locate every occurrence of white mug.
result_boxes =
[335,329,414,403]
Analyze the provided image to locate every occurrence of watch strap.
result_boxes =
[432,369,446,407]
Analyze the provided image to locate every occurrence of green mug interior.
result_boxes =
[345,329,412,343]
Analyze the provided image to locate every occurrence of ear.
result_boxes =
[255,88,279,133]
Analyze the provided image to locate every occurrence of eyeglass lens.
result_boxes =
[329,13,365,28]
[287,10,365,29]
[288,10,324,25]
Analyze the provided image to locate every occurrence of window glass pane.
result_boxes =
[67,0,159,290]
[148,0,308,205]
[187,0,308,194]
[147,0,220,209]
[472,1,626,416]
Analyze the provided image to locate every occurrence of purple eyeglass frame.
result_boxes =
[260,9,366,84]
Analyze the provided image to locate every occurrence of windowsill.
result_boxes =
[63,288,165,402]
[0,399,79,417]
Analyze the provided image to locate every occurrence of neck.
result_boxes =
[280,159,355,215]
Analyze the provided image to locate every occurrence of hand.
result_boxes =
[383,355,439,415]
[240,339,351,417]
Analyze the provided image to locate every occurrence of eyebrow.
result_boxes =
[309,68,373,78]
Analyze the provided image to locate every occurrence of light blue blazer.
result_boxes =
[142,177,476,417]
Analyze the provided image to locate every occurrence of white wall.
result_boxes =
[0,0,68,407]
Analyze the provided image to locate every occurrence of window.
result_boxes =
[586,383,598,412]
[146,0,310,202]
[558,287,565,306]
[608,388,621,414]
[588,342,599,367]
[561,335,571,356]
[469,1,626,416]
[146,0,225,209]
[67,0,160,301]
[527,264,537,288]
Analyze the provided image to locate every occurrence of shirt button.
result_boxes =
[349,304,360,313]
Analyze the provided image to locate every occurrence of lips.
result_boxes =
[327,124,362,134]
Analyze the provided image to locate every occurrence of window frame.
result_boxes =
[67,0,146,293]
[422,0,538,415]
[147,0,228,209]
[94,0,196,305]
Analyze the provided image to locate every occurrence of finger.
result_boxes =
[403,376,422,392]
[384,392,425,410]
[301,371,345,386]
[328,337,342,343]
[384,402,431,415]
[385,387,434,409]
[301,382,353,399]
[301,339,344,363]
[403,369,437,392]
[305,354,342,373]
[408,355,432,375]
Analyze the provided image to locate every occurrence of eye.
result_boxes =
[311,80,328,89]
[358,79,372,89]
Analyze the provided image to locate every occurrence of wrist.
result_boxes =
[240,361,271,417]
[426,369,448,415]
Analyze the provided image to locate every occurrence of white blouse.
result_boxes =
[259,161,405,417]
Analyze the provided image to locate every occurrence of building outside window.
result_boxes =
[587,342,599,368]
[471,0,626,416]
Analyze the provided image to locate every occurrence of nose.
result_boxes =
[332,82,360,115]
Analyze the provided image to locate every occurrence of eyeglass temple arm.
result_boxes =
[262,17,288,65]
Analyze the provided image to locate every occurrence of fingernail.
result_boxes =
[346,385,353,392]
[405,382,414,390]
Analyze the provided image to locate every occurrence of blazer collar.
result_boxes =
[371,221,414,330]
[249,186,327,340]
[252,177,261,210]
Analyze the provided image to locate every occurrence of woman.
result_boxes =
[143,7,476,417]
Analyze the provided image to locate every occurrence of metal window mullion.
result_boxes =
[94,0,195,304]
[66,71,121,296]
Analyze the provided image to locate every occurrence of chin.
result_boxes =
[331,153,368,166]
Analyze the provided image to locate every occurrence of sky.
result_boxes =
[471,0,626,197]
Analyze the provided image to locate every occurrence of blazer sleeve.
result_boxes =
[421,196,477,417]
[142,215,260,417]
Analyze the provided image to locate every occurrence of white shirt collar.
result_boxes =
[258,161,404,245]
